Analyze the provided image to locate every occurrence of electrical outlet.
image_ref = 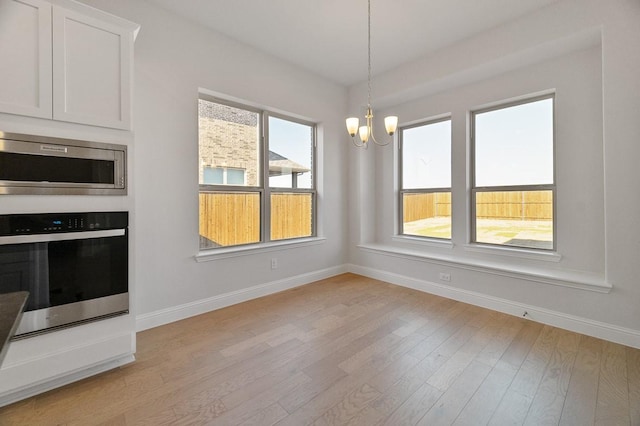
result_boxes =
[271,258,278,270]
[439,272,451,282]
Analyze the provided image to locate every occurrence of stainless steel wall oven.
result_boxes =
[0,212,128,338]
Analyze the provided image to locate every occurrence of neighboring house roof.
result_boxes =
[268,150,310,176]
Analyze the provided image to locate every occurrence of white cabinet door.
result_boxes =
[52,6,132,130]
[0,0,52,118]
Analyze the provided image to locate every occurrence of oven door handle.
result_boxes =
[0,229,125,245]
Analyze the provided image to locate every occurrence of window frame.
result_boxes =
[198,94,317,250]
[470,93,557,251]
[398,116,452,241]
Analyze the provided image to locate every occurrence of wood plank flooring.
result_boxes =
[1,273,638,425]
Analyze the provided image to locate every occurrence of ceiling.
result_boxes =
[146,0,560,86]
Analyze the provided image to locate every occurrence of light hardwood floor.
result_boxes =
[1,273,639,425]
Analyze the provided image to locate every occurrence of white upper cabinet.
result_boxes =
[52,7,133,129]
[0,0,53,118]
[0,0,138,130]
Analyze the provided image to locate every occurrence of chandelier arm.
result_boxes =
[369,130,391,146]
[368,107,392,146]
[370,135,391,146]
[350,136,365,147]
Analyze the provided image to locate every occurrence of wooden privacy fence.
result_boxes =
[403,192,451,223]
[270,192,312,241]
[476,190,553,220]
[403,190,553,222]
[199,192,260,246]
[199,192,312,247]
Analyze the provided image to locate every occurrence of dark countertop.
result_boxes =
[0,291,29,368]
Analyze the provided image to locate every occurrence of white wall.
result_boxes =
[1,0,637,405]
[0,0,348,403]
[348,0,640,346]
[78,0,349,322]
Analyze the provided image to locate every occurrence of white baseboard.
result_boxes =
[136,265,349,332]
[0,332,135,408]
[0,355,134,408]
[348,264,640,349]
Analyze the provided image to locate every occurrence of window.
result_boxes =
[399,118,452,239]
[198,95,316,250]
[472,95,555,250]
[202,166,246,185]
[267,116,315,241]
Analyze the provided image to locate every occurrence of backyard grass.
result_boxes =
[404,217,452,239]
[404,217,553,249]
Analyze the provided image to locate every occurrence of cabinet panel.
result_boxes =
[0,0,52,118]
[52,7,132,130]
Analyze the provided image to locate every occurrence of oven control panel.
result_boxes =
[0,212,128,236]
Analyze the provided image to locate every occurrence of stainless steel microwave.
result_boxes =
[0,132,126,195]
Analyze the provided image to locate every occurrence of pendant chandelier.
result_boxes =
[346,0,398,147]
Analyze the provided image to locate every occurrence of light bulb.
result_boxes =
[359,125,370,143]
[384,116,398,136]
[346,117,359,137]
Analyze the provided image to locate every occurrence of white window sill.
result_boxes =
[392,235,454,250]
[195,237,326,262]
[462,243,562,263]
[357,243,611,294]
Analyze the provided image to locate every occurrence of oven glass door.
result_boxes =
[0,230,128,312]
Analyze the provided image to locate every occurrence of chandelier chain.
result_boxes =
[345,0,397,147]
[367,0,372,108]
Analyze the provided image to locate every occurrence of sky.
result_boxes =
[268,116,313,189]
[475,98,553,187]
[402,97,553,189]
[403,119,451,189]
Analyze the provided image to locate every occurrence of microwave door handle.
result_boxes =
[0,229,125,245]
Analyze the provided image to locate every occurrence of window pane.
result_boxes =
[271,192,313,240]
[199,191,260,248]
[475,98,553,187]
[402,192,451,239]
[227,168,245,185]
[198,99,260,187]
[268,116,313,189]
[203,166,223,184]
[475,190,553,249]
[402,120,451,189]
